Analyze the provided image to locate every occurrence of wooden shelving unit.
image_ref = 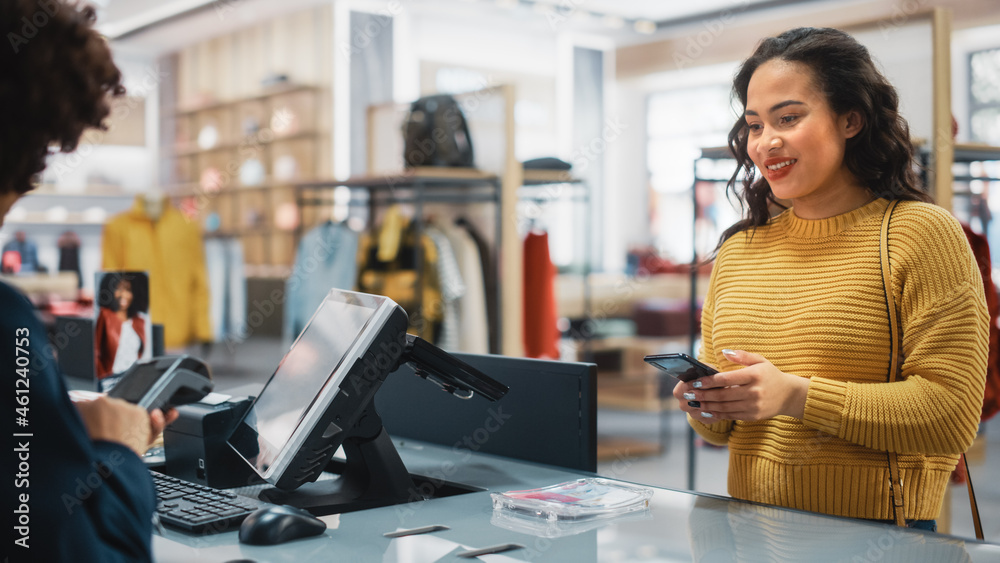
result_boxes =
[166,85,327,266]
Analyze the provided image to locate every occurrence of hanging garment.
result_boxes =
[440,222,489,354]
[523,231,560,359]
[102,196,212,349]
[963,225,1000,422]
[357,209,443,342]
[2,250,21,274]
[283,221,360,346]
[57,231,82,288]
[205,237,247,344]
[425,225,466,351]
[456,218,497,353]
[2,233,40,272]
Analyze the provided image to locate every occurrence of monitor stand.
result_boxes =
[258,404,416,516]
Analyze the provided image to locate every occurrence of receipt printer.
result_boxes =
[163,397,264,489]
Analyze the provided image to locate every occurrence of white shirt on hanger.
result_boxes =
[440,222,489,354]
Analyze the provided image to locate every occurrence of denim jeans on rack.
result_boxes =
[205,237,247,343]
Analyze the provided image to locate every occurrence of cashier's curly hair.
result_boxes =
[0,0,125,195]
[714,27,931,255]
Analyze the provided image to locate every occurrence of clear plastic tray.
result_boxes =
[491,505,652,538]
[490,478,653,522]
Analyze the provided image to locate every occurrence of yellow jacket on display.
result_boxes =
[102,197,213,349]
[692,198,989,521]
[356,207,442,342]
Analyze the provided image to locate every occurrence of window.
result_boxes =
[647,86,740,262]
[970,47,1000,145]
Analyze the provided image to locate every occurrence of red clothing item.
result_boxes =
[962,225,1000,422]
[523,231,560,359]
[94,307,146,379]
[953,225,999,485]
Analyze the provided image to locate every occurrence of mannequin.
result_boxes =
[142,188,165,221]
[102,189,213,349]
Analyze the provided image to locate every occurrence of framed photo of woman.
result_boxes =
[94,271,152,391]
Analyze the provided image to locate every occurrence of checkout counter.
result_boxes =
[152,437,1000,562]
[148,290,999,561]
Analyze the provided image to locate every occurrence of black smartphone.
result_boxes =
[643,353,718,382]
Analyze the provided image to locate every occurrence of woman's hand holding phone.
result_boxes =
[669,349,810,422]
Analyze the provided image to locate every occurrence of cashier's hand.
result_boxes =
[73,395,179,458]
[673,349,809,422]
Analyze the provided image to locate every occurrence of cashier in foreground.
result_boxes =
[1,1,177,561]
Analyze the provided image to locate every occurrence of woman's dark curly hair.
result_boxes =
[98,272,148,319]
[715,27,931,253]
[0,0,124,195]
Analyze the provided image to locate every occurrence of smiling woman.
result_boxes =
[673,27,989,532]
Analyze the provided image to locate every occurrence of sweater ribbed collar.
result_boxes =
[777,197,889,239]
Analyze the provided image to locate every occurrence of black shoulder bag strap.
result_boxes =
[879,200,984,539]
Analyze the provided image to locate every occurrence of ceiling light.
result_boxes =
[634,20,657,34]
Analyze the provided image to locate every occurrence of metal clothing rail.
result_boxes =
[295,172,503,353]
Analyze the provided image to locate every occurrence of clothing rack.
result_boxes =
[295,169,503,352]
[517,171,593,359]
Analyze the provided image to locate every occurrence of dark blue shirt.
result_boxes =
[2,281,154,562]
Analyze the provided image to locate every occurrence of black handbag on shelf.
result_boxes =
[402,94,474,168]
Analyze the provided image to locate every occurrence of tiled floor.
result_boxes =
[203,336,999,543]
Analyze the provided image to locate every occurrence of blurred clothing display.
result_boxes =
[456,217,496,353]
[962,224,1000,422]
[102,196,212,349]
[57,231,83,288]
[357,207,442,342]
[283,220,359,345]
[205,237,247,344]
[439,221,489,354]
[2,250,21,274]
[426,225,465,351]
[523,231,560,359]
[2,231,40,272]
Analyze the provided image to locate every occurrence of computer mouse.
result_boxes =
[238,505,326,546]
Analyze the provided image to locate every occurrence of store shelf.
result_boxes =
[171,130,324,157]
[298,168,497,189]
[522,169,579,185]
[173,84,320,116]
[953,143,1000,163]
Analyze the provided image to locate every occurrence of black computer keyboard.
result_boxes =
[151,471,270,534]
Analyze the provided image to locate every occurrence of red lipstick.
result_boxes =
[762,157,797,181]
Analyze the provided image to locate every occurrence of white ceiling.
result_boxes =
[100,0,792,53]
[531,0,777,21]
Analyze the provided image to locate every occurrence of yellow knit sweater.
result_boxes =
[691,198,989,520]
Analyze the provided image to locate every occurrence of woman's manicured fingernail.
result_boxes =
[700,412,714,418]
[688,401,701,408]
[692,380,703,388]
[722,349,737,357]
[683,392,696,401]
